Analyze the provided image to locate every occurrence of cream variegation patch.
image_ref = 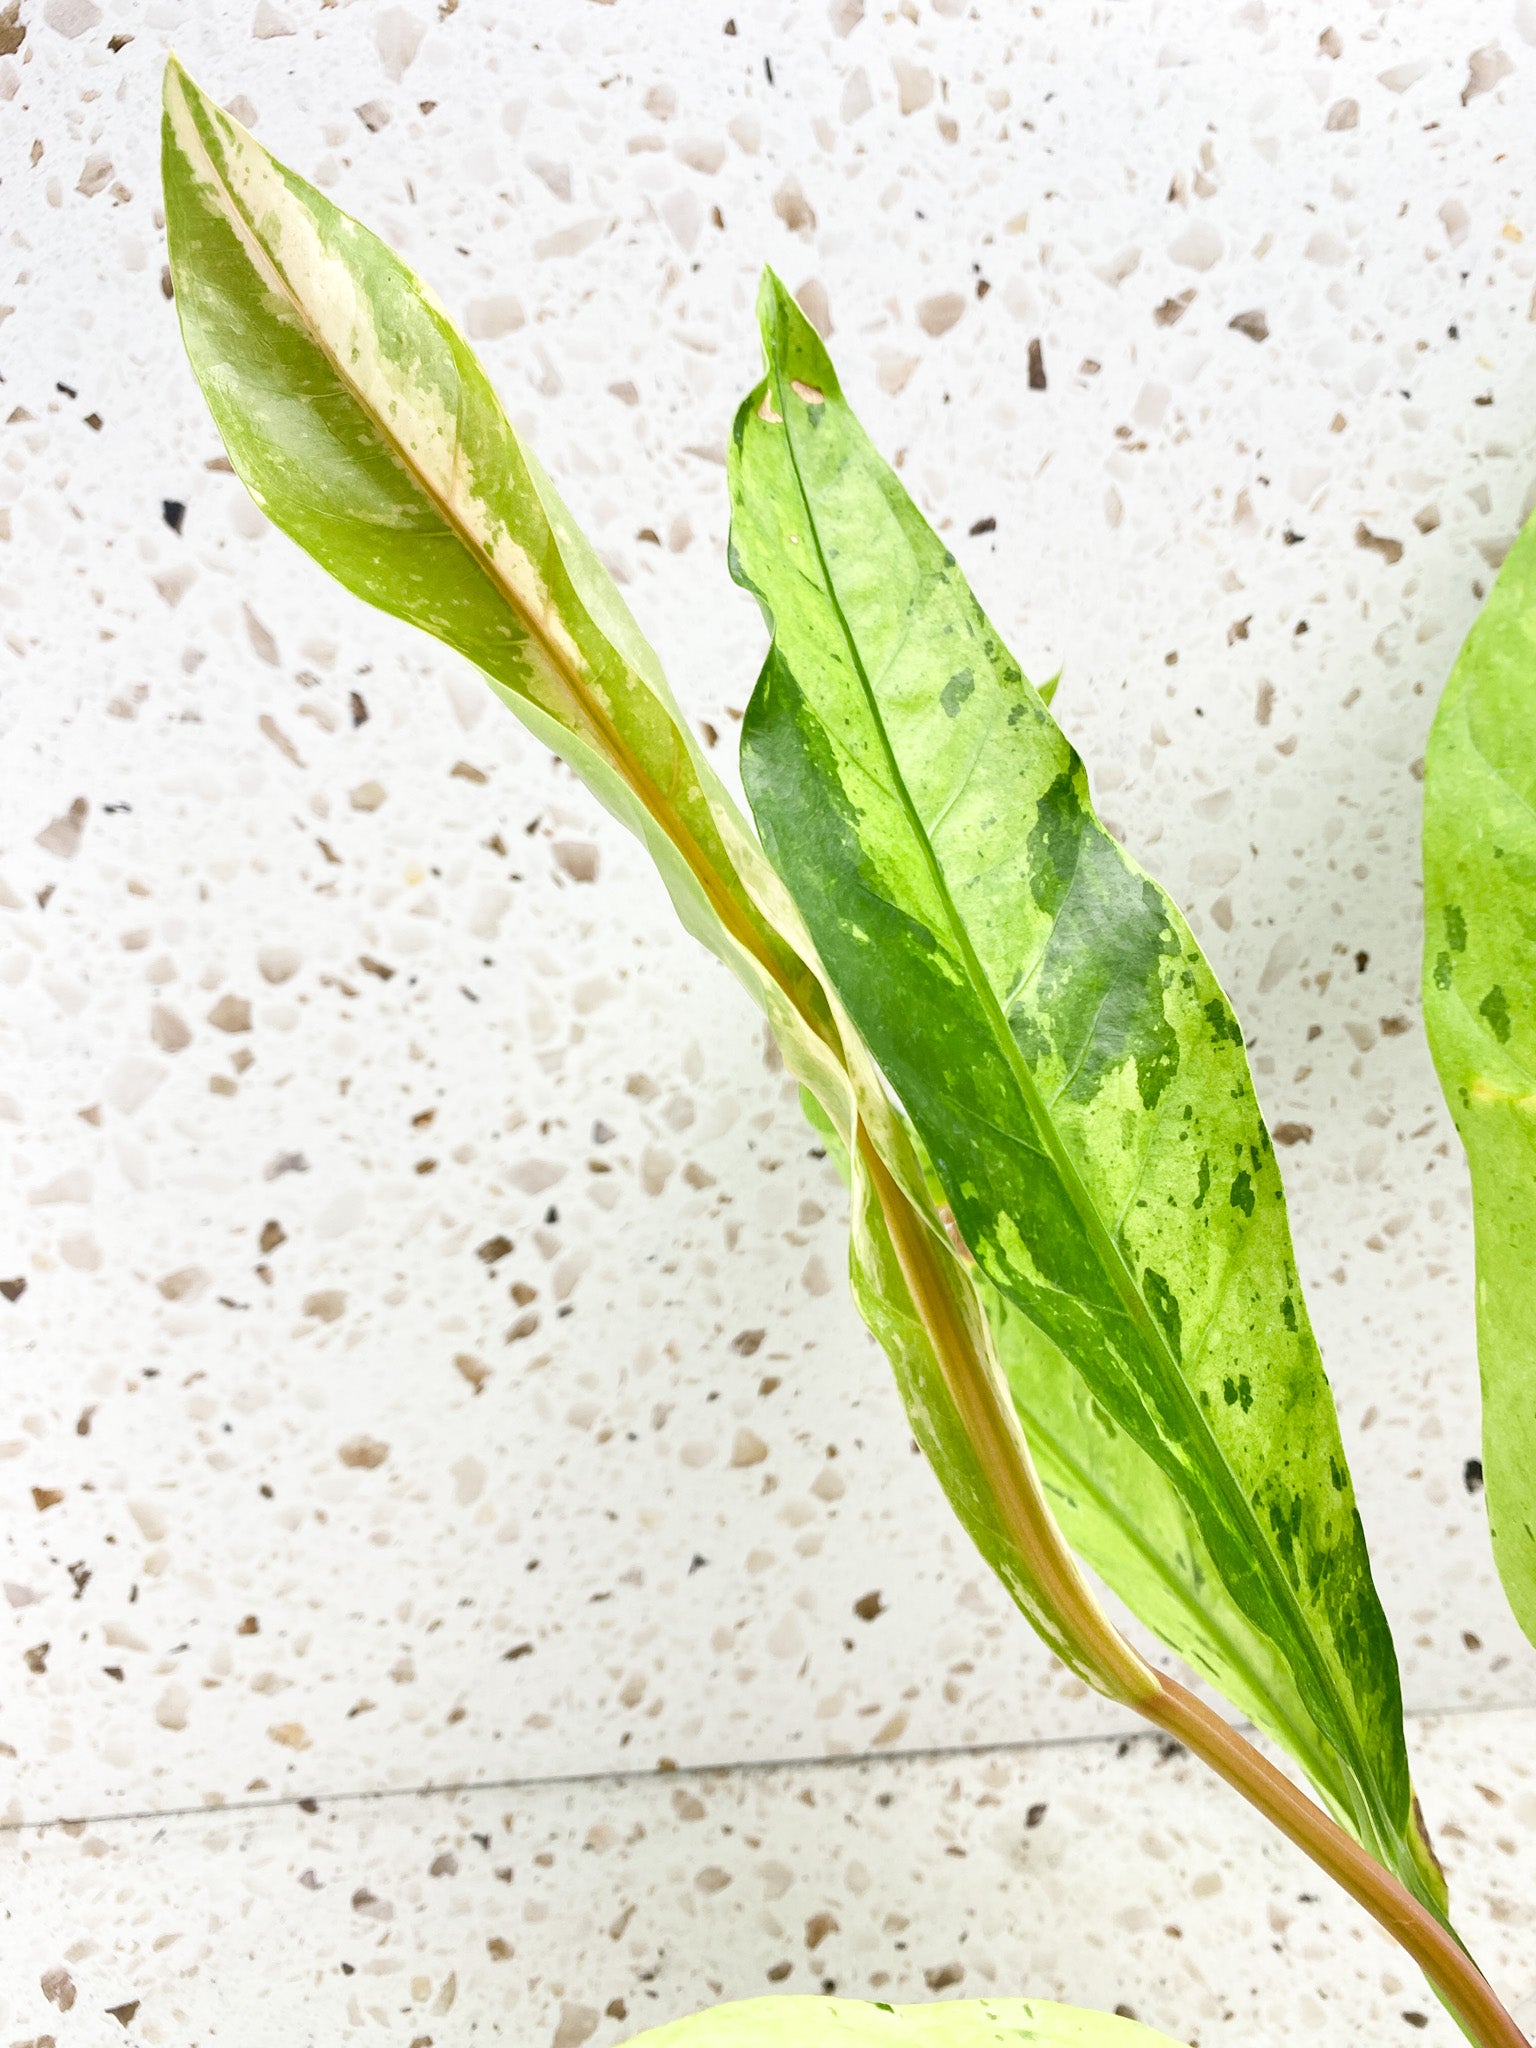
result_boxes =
[164,60,586,686]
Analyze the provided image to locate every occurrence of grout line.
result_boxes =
[6,1694,1533,1839]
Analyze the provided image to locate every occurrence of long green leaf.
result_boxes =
[160,56,837,1080]
[1422,510,1536,1650]
[727,271,1444,1916]
[160,61,1150,1711]
[622,1996,1184,2048]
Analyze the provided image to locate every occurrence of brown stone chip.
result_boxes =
[338,1435,388,1469]
[805,1911,839,1950]
[1354,522,1404,565]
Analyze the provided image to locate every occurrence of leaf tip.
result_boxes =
[161,47,195,112]
[753,264,790,350]
[754,267,839,401]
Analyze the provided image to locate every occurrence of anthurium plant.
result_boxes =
[160,56,1531,2048]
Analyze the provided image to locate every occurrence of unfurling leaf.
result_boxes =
[727,271,1445,1919]
[1422,509,1536,1652]
[621,1995,1186,2048]
[160,54,829,1075]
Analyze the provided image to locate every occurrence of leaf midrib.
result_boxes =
[179,81,817,1041]
[765,321,1399,1865]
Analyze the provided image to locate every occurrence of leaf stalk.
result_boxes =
[868,1135,1527,2048]
[1143,1678,1527,2048]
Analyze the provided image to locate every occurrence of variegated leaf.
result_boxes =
[1422,508,1536,1651]
[727,270,1446,1920]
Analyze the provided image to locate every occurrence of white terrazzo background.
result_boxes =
[2,0,1535,2040]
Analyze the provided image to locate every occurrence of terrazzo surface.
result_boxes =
[2,0,1535,2040]
[4,1712,1536,2048]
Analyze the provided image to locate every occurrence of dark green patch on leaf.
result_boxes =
[941,667,975,717]
[1480,984,1512,1043]
[1203,997,1243,1049]
[1144,1269,1183,1359]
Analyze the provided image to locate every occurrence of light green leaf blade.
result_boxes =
[621,1995,1185,2048]
[160,56,835,1072]
[728,271,1444,1917]
[1422,509,1536,1650]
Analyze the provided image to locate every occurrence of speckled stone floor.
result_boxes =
[4,1713,1535,2045]
[4,0,1535,2041]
